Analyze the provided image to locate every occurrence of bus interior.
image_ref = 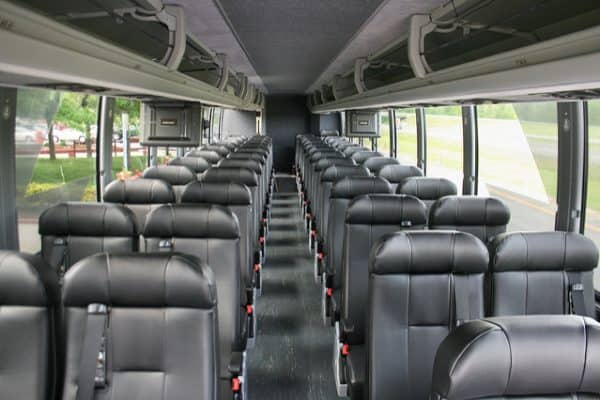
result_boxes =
[1,0,600,399]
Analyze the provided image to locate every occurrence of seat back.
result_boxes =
[218,159,265,214]
[431,315,600,400]
[368,231,488,400]
[343,146,369,157]
[39,202,138,274]
[143,204,244,379]
[168,156,210,179]
[325,177,392,289]
[340,195,427,345]
[396,177,457,211]
[181,182,254,291]
[351,151,383,165]
[103,178,175,230]
[488,231,598,317]
[429,196,510,243]
[62,253,218,400]
[362,156,400,175]
[377,164,423,191]
[142,165,197,202]
[203,144,231,157]
[311,157,356,223]
[185,149,222,164]
[0,251,60,400]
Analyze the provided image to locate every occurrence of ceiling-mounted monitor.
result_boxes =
[141,102,202,147]
[346,111,379,137]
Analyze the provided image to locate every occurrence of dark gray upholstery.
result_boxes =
[366,231,488,400]
[203,144,231,157]
[429,196,511,243]
[143,204,245,383]
[39,202,138,273]
[228,152,266,165]
[311,158,356,226]
[185,149,222,164]
[325,177,392,321]
[343,146,368,157]
[432,315,600,400]
[362,156,400,175]
[168,156,210,178]
[181,181,255,291]
[351,151,383,165]
[340,195,427,346]
[488,231,598,317]
[62,253,218,400]
[0,251,60,400]
[217,159,265,214]
[142,165,197,202]
[396,177,457,210]
[377,164,423,191]
[103,178,175,230]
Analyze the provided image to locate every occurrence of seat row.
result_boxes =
[30,134,272,400]
[295,134,600,400]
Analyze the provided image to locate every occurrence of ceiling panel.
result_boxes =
[217,0,386,93]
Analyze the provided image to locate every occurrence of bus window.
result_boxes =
[395,108,417,165]
[16,88,99,253]
[377,111,391,156]
[478,102,558,232]
[212,108,223,141]
[585,100,600,289]
[425,106,463,190]
[111,99,148,179]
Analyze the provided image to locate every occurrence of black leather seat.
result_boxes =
[142,165,197,202]
[364,231,488,400]
[218,159,266,218]
[342,145,367,157]
[143,204,249,398]
[185,149,223,165]
[103,178,176,231]
[429,196,510,243]
[324,176,392,324]
[203,144,231,157]
[431,315,600,400]
[169,156,210,179]
[38,202,138,275]
[487,231,598,317]
[61,253,219,400]
[362,156,400,175]
[377,164,423,191]
[0,251,60,400]
[351,151,383,165]
[396,177,457,211]
[337,195,427,397]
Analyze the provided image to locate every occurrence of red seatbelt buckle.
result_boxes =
[254,263,261,273]
[262,218,267,224]
[232,377,241,392]
[303,200,308,206]
[246,304,254,315]
[311,229,316,238]
[259,236,265,244]
[317,252,324,261]
[326,288,333,297]
[306,213,312,220]
[341,344,350,357]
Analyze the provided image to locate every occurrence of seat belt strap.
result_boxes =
[49,237,68,276]
[76,304,108,400]
[569,274,587,316]
[453,276,472,327]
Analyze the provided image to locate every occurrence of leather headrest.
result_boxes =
[396,177,457,200]
[235,148,268,157]
[371,231,488,275]
[314,157,355,171]
[351,151,383,164]
[0,251,59,306]
[201,167,258,187]
[142,165,197,186]
[218,158,262,174]
[321,165,370,182]
[202,144,230,157]
[331,176,392,199]
[63,253,217,308]
[429,196,510,227]
[144,204,240,239]
[103,178,175,204]
[168,156,210,173]
[489,231,598,272]
[346,194,427,226]
[228,152,266,164]
[310,150,343,162]
[181,181,252,205]
[378,164,423,182]
[362,156,400,172]
[432,315,600,400]
[39,202,137,237]
[184,150,222,164]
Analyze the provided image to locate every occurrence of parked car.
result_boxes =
[52,127,86,144]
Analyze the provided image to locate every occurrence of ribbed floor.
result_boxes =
[247,176,338,399]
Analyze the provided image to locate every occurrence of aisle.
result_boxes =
[247,175,338,400]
